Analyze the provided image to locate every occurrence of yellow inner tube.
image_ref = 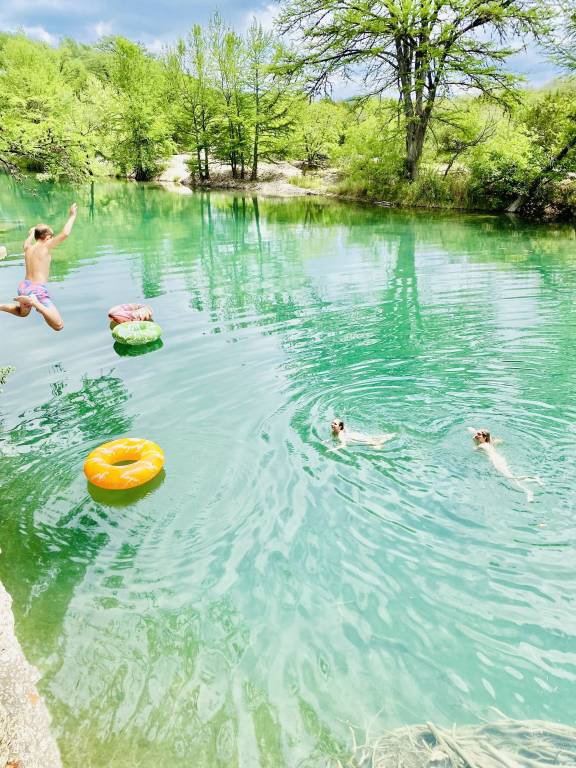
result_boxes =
[84,438,164,490]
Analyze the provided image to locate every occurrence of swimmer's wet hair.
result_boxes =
[338,420,344,430]
[479,430,491,442]
[34,224,53,241]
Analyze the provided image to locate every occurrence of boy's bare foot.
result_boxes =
[13,295,38,309]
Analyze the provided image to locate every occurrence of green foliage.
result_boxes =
[0,33,174,180]
[167,25,217,181]
[100,37,175,181]
[209,14,251,179]
[279,0,548,180]
[289,99,346,167]
[467,123,536,208]
[0,35,93,179]
[331,100,406,196]
[0,366,15,392]
[244,20,296,179]
[1,4,576,219]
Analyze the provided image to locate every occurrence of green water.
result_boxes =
[0,177,575,767]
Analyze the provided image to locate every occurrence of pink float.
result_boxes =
[108,303,153,324]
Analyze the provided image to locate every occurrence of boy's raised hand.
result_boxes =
[69,203,78,216]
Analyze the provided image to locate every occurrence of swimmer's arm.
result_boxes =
[23,227,35,250]
[48,203,77,248]
[492,437,503,446]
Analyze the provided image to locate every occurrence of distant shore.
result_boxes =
[155,153,576,220]
[156,153,338,199]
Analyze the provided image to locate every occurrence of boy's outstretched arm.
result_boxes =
[48,203,77,248]
[23,227,35,250]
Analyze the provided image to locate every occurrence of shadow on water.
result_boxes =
[113,339,164,357]
[87,469,166,506]
[0,372,133,656]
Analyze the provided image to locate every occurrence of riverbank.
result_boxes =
[155,154,576,219]
[0,581,62,768]
[157,154,326,199]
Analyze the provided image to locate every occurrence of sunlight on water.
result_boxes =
[1,178,575,767]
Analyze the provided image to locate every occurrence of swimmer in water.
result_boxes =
[0,203,77,331]
[469,428,543,502]
[329,419,395,451]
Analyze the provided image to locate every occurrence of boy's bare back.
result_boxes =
[24,238,53,284]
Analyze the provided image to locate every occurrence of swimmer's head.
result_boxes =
[34,224,53,241]
[473,429,491,444]
[331,419,344,435]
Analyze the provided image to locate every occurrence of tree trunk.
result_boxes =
[251,85,260,182]
[251,126,259,181]
[196,147,203,181]
[443,153,460,178]
[201,110,210,180]
[507,130,576,213]
[404,118,427,182]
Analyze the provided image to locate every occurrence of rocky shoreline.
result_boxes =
[155,153,341,199]
[0,581,62,768]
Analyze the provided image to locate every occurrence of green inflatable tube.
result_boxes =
[112,321,162,346]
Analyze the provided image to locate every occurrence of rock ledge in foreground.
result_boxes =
[0,581,62,768]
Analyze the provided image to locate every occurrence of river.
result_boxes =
[0,177,575,767]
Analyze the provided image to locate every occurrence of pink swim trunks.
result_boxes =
[18,279,53,308]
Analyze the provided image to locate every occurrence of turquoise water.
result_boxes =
[0,178,575,767]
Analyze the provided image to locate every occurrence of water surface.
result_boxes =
[0,178,575,767]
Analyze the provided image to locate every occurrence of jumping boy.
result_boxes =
[0,203,77,331]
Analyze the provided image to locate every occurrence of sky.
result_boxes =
[0,0,562,94]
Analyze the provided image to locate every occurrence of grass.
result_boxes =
[288,174,325,191]
[332,166,472,209]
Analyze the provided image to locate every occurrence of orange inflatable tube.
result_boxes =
[84,438,164,490]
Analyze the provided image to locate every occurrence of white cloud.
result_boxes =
[146,37,168,54]
[22,25,57,44]
[93,20,112,38]
[241,3,279,32]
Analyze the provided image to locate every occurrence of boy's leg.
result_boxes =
[0,301,32,318]
[14,295,63,331]
[40,304,64,332]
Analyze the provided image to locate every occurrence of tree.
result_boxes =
[210,14,250,179]
[100,37,174,180]
[167,26,216,181]
[244,20,295,180]
[278,0,546,181]
[290,98,345,167]
[433,101,496,177]
[0,35,93,178]
[507,5,576,211]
